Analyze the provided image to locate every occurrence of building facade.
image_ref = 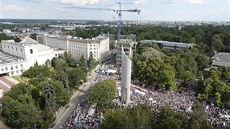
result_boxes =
[37,34,110,61]
[1,37,64,76]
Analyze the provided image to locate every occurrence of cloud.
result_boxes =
[135,0,146,5]
[188,0,203,4]
[43,0,101,5]
[3,4,39,13]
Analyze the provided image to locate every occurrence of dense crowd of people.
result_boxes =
[62,64,230,129]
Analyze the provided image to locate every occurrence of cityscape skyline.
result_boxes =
[0,0,229,21]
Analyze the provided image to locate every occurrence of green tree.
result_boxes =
[1,96,23,128]
[89,79,116,108]
[18,104,42,128]
[211,34,224,51]
[189,100,212,129]
[41,81,56,110]
[133,56,176,90]
[22,66,51,78]
[99,104,152,129]
[87,52,96,69]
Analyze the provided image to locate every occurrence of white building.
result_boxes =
[0,37,64,76]
[3,29,11,34]
[37,34,110,61]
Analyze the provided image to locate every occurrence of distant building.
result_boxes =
[138,40,195,50]
[212,52,230,68]
[37,34,110,61]
[0,37,64,76]
[3,29,11,34]
[116,39,137,65]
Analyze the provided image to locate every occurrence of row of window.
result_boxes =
[1,64,23,72]
[3,44,23,52]
[10,70,24,76]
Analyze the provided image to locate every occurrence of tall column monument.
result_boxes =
[121,46,132,105]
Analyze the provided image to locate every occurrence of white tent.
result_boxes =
[88,104,96,116]
[134,89,146,96]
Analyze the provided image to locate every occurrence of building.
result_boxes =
[121,46,132,105]
[212,52,230,68]
[37,34,110,61]
[116,39,137,65]
[0,37,64,76]
[138,40,195,50]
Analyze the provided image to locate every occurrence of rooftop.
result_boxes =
[212,52,230,67]
[19,36,38,45]
[40,34,108,44]
[0,51,24,65]
[139,40,195,48]
[37,44,52,52]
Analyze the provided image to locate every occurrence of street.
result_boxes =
[52,65,101,129]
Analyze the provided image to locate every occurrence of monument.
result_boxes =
[121,45,132,105]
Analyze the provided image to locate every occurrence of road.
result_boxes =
[52,65,100,129]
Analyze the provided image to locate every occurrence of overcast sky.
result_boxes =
[0,0,229,21]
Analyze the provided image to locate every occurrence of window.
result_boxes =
[8,45,9,48]
[15,65,18,69]
[20,64,23,68]
[21,49,22,52]
[1,68,4,72]
[16,47,18,51]
[5,67,8,71]
[30,49,33,54]
[12,46,13,50]
[11,66,13,70]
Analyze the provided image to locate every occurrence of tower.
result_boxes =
[121,46,132,105]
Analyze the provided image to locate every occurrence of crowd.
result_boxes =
[62,64,118,129]
[116,81,230,128]
[62,94,100,129]
[62,64,230,129]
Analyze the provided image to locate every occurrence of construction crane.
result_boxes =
[64,2,140,43]
[115,2,140,43]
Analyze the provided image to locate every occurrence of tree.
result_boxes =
[198,68,230,107]
[211,34,224,51]
[133,56,176,90]
[45,59,51,66]
[87,52,96,69]
[18,104,42,128]
[52,80,70,106]
[1,96,23,128]
[89,79,116,108]
[41,81,56,110]
[60,70,69,91]
[157,116,183,129]
[22,66,51,78]
[79,55,87,67]
[99,104,152,129]
[189,99,212,129]
[30,33,38,40]
[66,67,86,88]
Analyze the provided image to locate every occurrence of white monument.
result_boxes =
[121,46,132,105]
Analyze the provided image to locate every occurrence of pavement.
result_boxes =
[52,64,101,129]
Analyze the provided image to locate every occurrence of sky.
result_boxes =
[0,0,229,21]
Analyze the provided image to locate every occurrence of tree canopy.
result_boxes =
[89,79,116,108]
[99,103,212,129]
